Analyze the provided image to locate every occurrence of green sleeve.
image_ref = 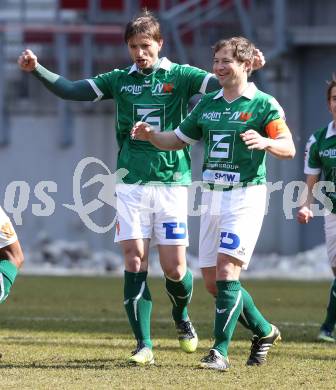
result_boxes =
[205,76,221,93]
[262,96,284,129]
[180,65,212,96]
[304,134,321,173]
[32,64,97,101]
[175,99,204,144]
[89,71,118,99]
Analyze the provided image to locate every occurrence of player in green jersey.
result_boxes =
[132,36,295,370]
[18,11,264,365]
[0,205,24,341]
[297,75,336,343]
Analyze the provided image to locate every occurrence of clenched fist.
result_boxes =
[17,49,38,72]
[131,121,153,141]
[297,206,313,224]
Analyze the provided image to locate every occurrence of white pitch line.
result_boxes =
[0,316,321,328]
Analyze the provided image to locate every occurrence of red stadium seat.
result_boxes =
[60,0,88,9]
[94,32,124,44]
[100,0,124,10]
[24,30,54,43]
[140,0,160,10]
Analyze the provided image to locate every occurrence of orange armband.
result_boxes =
[265,118,290,139]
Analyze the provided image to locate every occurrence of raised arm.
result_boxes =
[18,49,97,101]
[131,122,186,150]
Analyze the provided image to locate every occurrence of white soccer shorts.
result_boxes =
[199,184,266,270]
[0,206,17,249]
[114,184,189,246]
[324,213,336,267]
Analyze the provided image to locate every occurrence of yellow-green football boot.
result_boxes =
[175,319,198,353]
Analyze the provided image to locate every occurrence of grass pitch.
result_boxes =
[0,276,335,389]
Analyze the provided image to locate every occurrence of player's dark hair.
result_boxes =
[327,73,336,102]
[124,10,162,43]
[212,36,255,75]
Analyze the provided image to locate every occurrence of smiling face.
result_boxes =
[213,47,250,88]
[328,85,336,122]
[127,33,163,69]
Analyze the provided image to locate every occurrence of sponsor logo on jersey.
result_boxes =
[133,104,165,131]
[120,82,174,95]
[228,111,252,122]
[202,111,222,121]
[208,130,236,162]
[120,84,142,95]
[219,231,240,250]
[203,169,240,185]
[319,149,336,158]
[152,82,174,95]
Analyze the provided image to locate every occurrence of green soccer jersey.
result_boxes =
[175,83,285,190]
[88,57,212,185]
[304,121,336,213]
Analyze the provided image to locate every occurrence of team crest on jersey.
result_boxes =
[228,111,252,123]
[152,82,174,95]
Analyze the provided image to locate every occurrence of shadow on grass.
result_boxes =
[0,338,130,350]
[0,357,125,370]
[0,358,192,370]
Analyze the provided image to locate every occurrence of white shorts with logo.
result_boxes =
[0,206,17,249]
[199,184,266,270]
[324,213,336,267]
[115,184,189,246]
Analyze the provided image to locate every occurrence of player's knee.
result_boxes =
[165,265,185,281]
[124,250,146,272]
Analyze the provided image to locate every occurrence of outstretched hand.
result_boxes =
[17,49,38,72]
[131,121,153,141]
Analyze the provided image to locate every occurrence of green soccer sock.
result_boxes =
[238,313,251,330]
[165,269,193,323]
[212,294,250,330]
[321,278,336,333]
[0,260,18,303]
[124,271,153,349]
[240,286,272,337]
[213,280,242,357]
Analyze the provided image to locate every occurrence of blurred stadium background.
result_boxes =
[0,0,335,273]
